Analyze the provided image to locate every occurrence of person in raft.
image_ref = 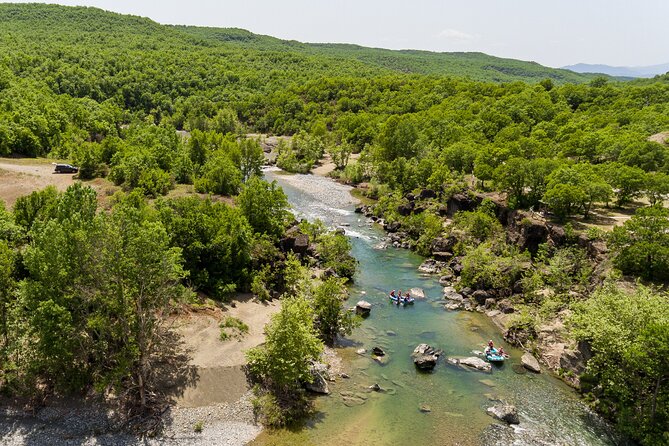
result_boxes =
[397,290,403,305]
[485,340,495,354]
[390,290,396,299]
[498,347,509,358]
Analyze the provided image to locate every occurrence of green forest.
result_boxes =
[0,3,668,445]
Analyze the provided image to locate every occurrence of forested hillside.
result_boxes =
[0,3,668,444]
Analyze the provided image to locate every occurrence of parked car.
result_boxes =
[53,163,78,174]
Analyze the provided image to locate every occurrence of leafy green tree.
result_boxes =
[609,205,669,282]
[236,177,289,239]
[194,151,242,195]
[327,141,353,170]
[377,115,418,162]
[239,138,265,181]
[317,232,357,279]
[13,186,59,230]
[246,296,323,425]
[645,172,669,205]
[312,277,359,345]
[0,240,14,349]
[570,285,669,445]
[156,196,252,296]
[600,162,646,206]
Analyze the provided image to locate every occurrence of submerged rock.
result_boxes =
[486,404,520,424]
[372,346,386,356]
[410,287,426,299]
[355,300,372,317]
[412,343,443,370]
[521,353,541,373]
[452,356,492,372]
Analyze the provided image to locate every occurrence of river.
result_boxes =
[254,168,622,446]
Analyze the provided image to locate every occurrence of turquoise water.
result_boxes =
[257,169,621,446]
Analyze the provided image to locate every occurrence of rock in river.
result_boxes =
[355,300,372,317]
[372,346,386,356]
[486,404,520,424]
[412,343,443,370]
[409,287,426,299]
[452,356,492,372]
[521,352,541,373]
[304,362,330,395]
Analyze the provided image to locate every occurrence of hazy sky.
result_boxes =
[7,0,668,67]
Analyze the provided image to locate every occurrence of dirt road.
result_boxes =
[0,159,77,207]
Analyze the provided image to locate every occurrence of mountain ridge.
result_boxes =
[563,62,669,78]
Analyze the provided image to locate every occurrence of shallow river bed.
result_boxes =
[254,169,620,446]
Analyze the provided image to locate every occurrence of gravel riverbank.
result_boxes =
[0,391,260,446]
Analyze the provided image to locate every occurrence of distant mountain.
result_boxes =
[563,62,669,78]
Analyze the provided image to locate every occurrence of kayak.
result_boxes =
[485,348,506,362]
[389,295,415,305]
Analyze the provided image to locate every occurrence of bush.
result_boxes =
[460,242,529,290]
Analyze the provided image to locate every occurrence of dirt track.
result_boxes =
[0,159,78,207]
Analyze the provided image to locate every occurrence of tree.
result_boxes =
[570,285,669,445]
[194,151,242,195]
[327,141,352,170]
[156,196,252,297]
[645,172,669,206]
[312,277,359,345]
[236,177,289,239]
[239,138,264,181]
[0,241,14,349]
[600,162,646,206]
[246,296,323,425]
[609,205,669,282]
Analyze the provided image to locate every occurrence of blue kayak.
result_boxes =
[485,348,506,362]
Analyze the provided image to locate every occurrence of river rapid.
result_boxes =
[254,168,622,446]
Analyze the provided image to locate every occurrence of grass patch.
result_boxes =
[219,316,249,341]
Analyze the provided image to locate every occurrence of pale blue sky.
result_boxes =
[6,0,668,67]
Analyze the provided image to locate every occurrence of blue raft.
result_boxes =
[389,294,415,305]
[485,348,506,363]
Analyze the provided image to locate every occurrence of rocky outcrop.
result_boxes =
[412,344,442,370]
[486,404,519,424]
[355,301,372,317]
[521,353,541,373]
[446,193,482,216]
[418,259,446,274]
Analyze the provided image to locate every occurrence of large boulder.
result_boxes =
[521,353,541,373]
[431,236,456,254]
[498,299,515,314]
[355,301,372,317]
[419,189,437,200]
[443,286,464,302]
[418,259,444,274]
[412,344,442,371]
[486,404,519,424]
[397,202,414,216]
[293,233,310,254]
[409,288,426,299]
[304,362,330,395]
[453,356,492,372]
[472,290,490,306]
[386,221,401,233]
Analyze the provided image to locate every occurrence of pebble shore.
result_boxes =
[0,391,261,446]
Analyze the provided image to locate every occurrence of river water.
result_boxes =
[255,169,621,446]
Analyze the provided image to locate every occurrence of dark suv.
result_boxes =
[54,164,78,174]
